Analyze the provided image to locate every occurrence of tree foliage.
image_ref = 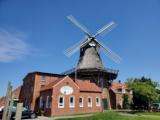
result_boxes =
[127,76,160,109]
[123,94,130,109]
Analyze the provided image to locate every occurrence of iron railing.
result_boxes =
[61,67,119,75]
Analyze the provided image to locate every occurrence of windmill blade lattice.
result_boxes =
[64,37,91,57]
[98,41,122,64]
[94,21,116,37]
[67,15,91,37]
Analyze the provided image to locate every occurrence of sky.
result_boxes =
[0,0,160,97]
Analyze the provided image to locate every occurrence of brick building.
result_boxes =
[19,72,65,111]
[0,86,21,107]
[19,72,133,114]
[0,71,133,116]
[19,72,102,116]
[0,71,134,116]
[40,76,102,116]
[110,81,133,109]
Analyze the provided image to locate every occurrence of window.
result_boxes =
[40,76,46,86]
[58,96,64,108]
[39,96,43,108]
[41,75,46,81]
[79,97,84,107]
[48,97,51,108]
[96,97,100,107]
[122,88,126,93]
[88,97,92,107]
[117,88,122,92]
[69,96,75,108]
[46,96,49,108]
[41,85,45,88]
[31,87,34,92]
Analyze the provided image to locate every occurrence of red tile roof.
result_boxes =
[40,78,62,91]
[40,76,101,93]
[111,82,128,90]
[75,80,101,93]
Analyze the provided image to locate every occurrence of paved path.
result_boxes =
[24,114,93,120]
[23,116,53,120]
[54,114,93,119]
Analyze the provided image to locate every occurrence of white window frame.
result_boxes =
[69,96,75,108]
[58,96,64,108]
[79,97,84,107]
[96,97,100,107]
[88,97,92,107]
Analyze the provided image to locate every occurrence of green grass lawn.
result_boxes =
[137,112,160,116]
[58,111,160,120]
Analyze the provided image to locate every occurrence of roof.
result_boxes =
[32,71,65,77]
[40,78,63,91]
[75,79,101,92]
[40,76,101,93]
[111,82,128,90]
[23,71,65,81]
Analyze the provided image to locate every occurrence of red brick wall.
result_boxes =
[40,77,102,116]
[40,89,52,116]
[19,73,35,110]
[32,74,63,110]
[20,72,64,111]
[109,90,116,109]
[116,93,123,109]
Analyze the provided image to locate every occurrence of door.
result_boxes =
[102,98,108,110]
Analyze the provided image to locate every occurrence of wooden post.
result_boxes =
[7,92,15,120]
[2,81,12,120]
[15,103,23,120]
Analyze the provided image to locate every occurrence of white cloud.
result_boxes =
[0,29,30,62]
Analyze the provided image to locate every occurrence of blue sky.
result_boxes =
[0,0,160,97]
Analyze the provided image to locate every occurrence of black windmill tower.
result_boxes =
[63,15,122,109]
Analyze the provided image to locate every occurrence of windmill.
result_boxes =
[63,15,122,110]
[64,15,121,78]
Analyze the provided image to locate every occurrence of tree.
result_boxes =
[123,94,130,109]
[127,76,160,110]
